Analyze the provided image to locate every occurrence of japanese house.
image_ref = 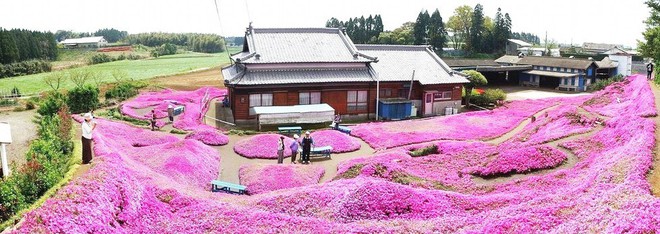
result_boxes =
[221,25,469,125]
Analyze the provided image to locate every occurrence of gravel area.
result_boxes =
[0,109,38,170]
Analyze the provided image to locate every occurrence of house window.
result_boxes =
[347,90,368,112]
[434,91,453,101]
[398,89,411,98]
[299,91,321,105]
[249,93,273,107]
[571,78,576,86]
[379,88,392,97]
[553,67,557,71]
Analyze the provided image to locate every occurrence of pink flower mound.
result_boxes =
[464,145,567,176]
[120,87,230,145]
[351,98,560,149]
[239,164,325,195]
[582,74,657,117]
[507,105,595,145]
[310,130,361,153]
[185,127,229,146]
[233,134,294,159]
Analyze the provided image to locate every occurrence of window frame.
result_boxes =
[298,91,321,105]
[347,90,368,112]
[249,93,273,108]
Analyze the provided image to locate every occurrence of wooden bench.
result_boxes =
[310,146,333,159]
[278,126,302,135]
[329,125,351,134]
[211,180,247,194]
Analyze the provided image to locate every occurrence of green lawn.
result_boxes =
[1,49,239,94]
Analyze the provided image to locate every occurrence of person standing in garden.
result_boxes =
[81,113,96,164]
[301,131,314,164]
[290,134,300,164]
[150,110,157,131]
[277,136,285,164]
[647,61,654,80]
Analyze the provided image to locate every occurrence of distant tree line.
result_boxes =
[125,33,226,53]
[325,15,384,44]
[0,28,58,64]
[326,5,521,56]
[512,32,540,45]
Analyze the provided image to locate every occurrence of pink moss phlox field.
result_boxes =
[120,87,229,145]
[464,145,567,176]
[239,164,325,195]
[310,130,361,153]
[506,105,595,145]
[582,74,656,117]
[184,126,229,146]
[351,98,561,149]
[14,75,660,232]
[233,134,294,159]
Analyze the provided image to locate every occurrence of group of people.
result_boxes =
[277,131,314,164]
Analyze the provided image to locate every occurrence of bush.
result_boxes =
[0,177,27,221]
[0,60,52,78]
[104,82,141,101]
[37,92,67,117]
[25,100,36,110]
[67,85,99,114]
[470,89,506,107]
[409,144,438,157]
[588,74,624,91]
[88,53,114,65]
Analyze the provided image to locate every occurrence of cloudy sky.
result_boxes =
[0,0,650,47]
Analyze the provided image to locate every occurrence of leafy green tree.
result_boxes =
[428,9,448,54]
[462,70,488,107]
[640,0,660,83]
[447,5,473,50]
[469,4,486,53]
[94,28,128,43]
[413,10,430,45]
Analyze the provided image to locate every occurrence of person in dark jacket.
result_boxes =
[648,62,654,80]
[150,110,157,131]
[277,136,285,164]
[301,131,314,164]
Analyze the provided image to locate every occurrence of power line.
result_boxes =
[213,0,233,64]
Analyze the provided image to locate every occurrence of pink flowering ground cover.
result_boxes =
[120,87,229,146]
[351,98,561,149]
[12,75,660,233]
[239,164,325,195]
[582,74,657,117]
[505,105,596,146]
[310,130,361,153]
[233,134,294,159]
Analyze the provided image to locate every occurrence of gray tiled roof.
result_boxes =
[222,66,374,85]
[496,55,595,70]
[356,45,469,85]
[234,27,376,64]
[444,59,500,67]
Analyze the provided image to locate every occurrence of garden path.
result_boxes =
[484,104,559,145]
[0,109,38,170]
[648,80,660,196]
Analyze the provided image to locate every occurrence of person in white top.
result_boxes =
[81,113,96,164]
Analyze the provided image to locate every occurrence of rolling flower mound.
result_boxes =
[507,105,595,145]
[351,98,560,149]
[239,164,325,195]
[464,145,567,176]
[233,134,294,159]
[184,126,229,146]
[120,87,229,145]
[310,130,361,153]
[582,74,656,117]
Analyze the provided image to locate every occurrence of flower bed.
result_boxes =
[463,145,567,176]
[350,98,560,149]
[13,75,660,232]
[506,105,595,146]
[120,87,229,146]
[233,134,294,159]
[581,74,656,117]
[310,130,361,153]
[239,164,325,195]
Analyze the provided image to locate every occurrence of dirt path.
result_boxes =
[213,134,376,184]
[647,80,660,196]
[484,104,559,145]
[0,110,38,170]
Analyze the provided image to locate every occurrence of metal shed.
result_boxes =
[378,98,413,120]
[251,104,335,130]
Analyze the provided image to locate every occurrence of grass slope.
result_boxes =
[1,49,238,94]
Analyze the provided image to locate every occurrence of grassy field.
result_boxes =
[1,48,239,94]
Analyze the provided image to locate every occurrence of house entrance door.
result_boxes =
[424,92,434,115]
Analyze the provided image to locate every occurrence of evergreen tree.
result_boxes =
[428,9,448,54]
[413,10,430,45]
[469,4,486,53]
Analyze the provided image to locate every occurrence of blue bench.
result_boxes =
[278,126,302,135]
[329,125,351,134]
[211,180,247,194]
[310,146,333,159]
